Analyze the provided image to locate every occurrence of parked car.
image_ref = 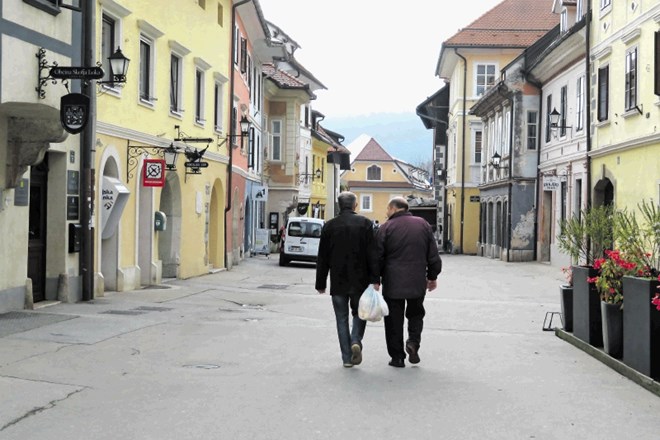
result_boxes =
[279,217,324,266]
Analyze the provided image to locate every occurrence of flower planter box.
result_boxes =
[622,276,660,380]
[560,285,573,332]
[572,265,602,347]
[601,301,623,359]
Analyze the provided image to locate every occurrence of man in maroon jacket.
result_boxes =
[375,197,442,367]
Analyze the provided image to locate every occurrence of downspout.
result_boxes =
[526,74,543,262]
[506,94,515,262]
[225,0,252,269]
[585,6,593,263]
[81,0,95,300]
[455,49,467,254]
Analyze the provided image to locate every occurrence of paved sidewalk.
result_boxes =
[1,254,659,440]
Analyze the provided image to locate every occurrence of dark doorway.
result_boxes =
[28,156,49,303]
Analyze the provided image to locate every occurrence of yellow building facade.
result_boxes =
[95,0,233,293]
[589,1,660,213]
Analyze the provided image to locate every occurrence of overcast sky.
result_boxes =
[258,0,503,118]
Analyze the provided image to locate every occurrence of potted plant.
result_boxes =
[557,205,614,347]
[587,249,643,358]
[616,199,660,378]
[559,267,574,332]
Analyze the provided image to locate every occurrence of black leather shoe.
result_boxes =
[388,358,405,368]
[406,341,420,364]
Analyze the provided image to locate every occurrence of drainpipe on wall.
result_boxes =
[506,94,515,262]
[455,49,467,254]
[80,0,96,300]
[224,0,252,269]
[584,6,593,263]
[525,74,543,262]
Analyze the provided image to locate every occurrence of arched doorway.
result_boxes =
[594,178,614,207]
[159,172,182,278]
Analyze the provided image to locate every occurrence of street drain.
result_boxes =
[183,364,221,369]
[258,284,288,290]
[100,310,147,316]
[133,306,173,312]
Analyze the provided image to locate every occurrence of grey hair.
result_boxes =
[337,191,357,210]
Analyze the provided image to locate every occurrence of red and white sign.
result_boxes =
[142,159,166,187]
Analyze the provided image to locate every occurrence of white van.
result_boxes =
[279,217,325,266]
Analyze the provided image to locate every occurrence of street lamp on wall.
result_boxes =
[549,107,572,136]
[298,168,322,184]
[99,47,130,86]
[35,46,130,98]
[489,152,501,169]
[217,115,252,150]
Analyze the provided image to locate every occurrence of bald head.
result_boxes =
[388,197,409,211]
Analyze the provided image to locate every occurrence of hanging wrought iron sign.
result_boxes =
[60,93,89,134]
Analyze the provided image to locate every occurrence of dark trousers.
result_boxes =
[383,296,425,361]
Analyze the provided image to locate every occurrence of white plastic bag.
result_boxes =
[358,284,389,322]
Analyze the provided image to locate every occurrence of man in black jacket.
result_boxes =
[316,191,379,368]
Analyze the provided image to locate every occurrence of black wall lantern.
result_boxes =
[298,168,322,184]
[490,152,501,169]
[100,47,131,86]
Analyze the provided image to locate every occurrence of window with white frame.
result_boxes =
[560,85,568,137]
[360,194,372,212]
[271,119,282,161]
[139,37,154,102]
[194,58,211,125]
[213,73,227,133]
[600,0,611,9]
[656,31,660,96]
[474,130,482,163]
[137,20,164,104]
[233,25,240,65]
[495,113,502,155]
[625,47,638,111]
[170,54,182,114]
[194,69,205,124]
[598,65,609,121]
[545,94,553,142]
[526,111,538,150]
[101,14,117,86]
[576,76,585,131]
[576,0,584,18]
[366,165,381,181]
[503,109,510,156]
[475,63,497,96]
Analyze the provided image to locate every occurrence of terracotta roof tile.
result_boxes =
[445,0,558,48]
[262,63,308,89]
[354,138,393,162]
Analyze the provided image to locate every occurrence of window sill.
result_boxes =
[138,98,156,109]
[23,0,60,15]
[622,108,641,119]
[169,110,184,119]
